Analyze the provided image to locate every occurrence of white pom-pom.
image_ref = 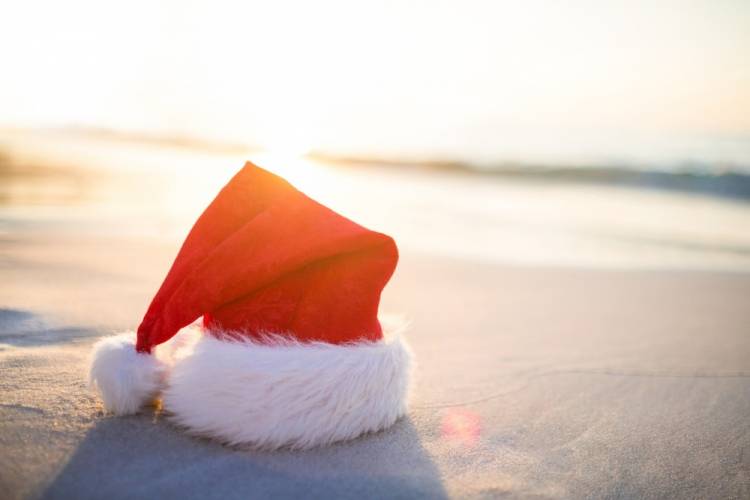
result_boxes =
[88,332,166,415]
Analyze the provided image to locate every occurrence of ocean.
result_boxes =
[2,128,750,272]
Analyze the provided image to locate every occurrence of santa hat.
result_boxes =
[88,162,412,449]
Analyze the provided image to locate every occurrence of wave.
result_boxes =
[310,152,750,202]
[470,164,750,201]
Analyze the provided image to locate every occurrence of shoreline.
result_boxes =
[4,127,750,202]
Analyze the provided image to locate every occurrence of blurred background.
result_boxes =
[3,4,750,496]
[2,0,750,282]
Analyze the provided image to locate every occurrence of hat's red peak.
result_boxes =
[135,162,397,353]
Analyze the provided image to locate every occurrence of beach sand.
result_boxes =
[2,131,750,498]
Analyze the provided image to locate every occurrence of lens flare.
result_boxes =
[441,407,481,448]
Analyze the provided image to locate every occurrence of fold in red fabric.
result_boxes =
[135,162,398,353]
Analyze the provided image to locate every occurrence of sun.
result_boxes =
[249,148,330,201]
[259,136,312,159]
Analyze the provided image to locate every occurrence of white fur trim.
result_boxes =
[88,332,167,415]
[162,332,413,449]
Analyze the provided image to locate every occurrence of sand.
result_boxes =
[2,233,749,498]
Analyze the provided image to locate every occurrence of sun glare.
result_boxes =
[249,151,332,202]
[259,139,312,159]
[3,2,749,166]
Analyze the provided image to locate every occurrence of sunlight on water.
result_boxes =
[2,130,750,271]
[249,152,339,201]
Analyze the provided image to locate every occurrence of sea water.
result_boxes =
[2,129,749,272]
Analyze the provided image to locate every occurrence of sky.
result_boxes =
[2,0,750,166]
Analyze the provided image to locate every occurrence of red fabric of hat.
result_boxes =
[135,162,398,353]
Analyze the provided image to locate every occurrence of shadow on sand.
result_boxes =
[42,414,446,500]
